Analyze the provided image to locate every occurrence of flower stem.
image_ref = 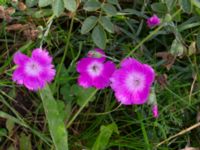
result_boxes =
[137,111,151,150]
[53,14,75,90]
[66,89,98,128]
[125,8,181,58]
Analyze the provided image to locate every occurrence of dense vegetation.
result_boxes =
[0,0,200,149]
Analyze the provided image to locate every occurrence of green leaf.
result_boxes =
[165,0,177,11]
[39,0,51,7]
[40,85,68,150]
[6,119,15,135]
[92,123,119,150]
[101,3,117,16]
[99,16,114,33]
[83,0,101,11]
[179,0,192,13]
[26,0,38,7]
[192,0,200,8]
[60,84,73,102]
[107,0,119,5]
[63,0,77,12]
[170,39,186,57]
[151,2,168,13]
[19,133,32,150]
[92,25,107,49]
[81,16,98,34]
[52,0,65,17]
[196,31,200,50]
[71,85,96,107]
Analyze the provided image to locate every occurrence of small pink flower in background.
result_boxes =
[152,104,159,118]
[110,58,155,105]
[77,50,115,89]
[12,48,56,91]
[147,14,160,28]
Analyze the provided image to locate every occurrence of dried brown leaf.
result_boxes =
[6,24,25,31]
[156,74,168,89]
[155,51,176,70]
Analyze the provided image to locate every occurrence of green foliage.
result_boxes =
[40,86,68,150]
[1,0,200,149]
[92,123,119,150]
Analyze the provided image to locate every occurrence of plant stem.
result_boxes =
[53,14,75,90]
[137,111,150,150]
[125,8,181,58]
[66,89,98,128]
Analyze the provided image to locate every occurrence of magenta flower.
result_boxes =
[76,54,116,89]
[110,58,155,105]
[152,104,159,118]
[147,14,160,28]
[12,48,56,91]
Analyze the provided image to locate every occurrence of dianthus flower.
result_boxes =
[76,49,115,89]
[110,58,155,105]
[147,14,160,28]
[12,48,56,91]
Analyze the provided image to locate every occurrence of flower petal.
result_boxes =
[78,73,93,88]
[13,51,29,65]
[31,48,52,66]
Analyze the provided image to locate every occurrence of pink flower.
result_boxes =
[110,58,155,105]
[12,48,56,91]
[152,105,159,118]
[76,54,116,89]
[147,14,160,28]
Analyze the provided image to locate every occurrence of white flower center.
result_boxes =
[125,72,145,92]
[87,61,103,77]
[25,61,42,76]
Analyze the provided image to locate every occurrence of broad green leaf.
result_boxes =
[170,39,186,57]
[63,0,77,12]
[165,0,177,11]
[99,16,114,33]
[151,2,168,13]
[60,84,73,101]
[39,0,51,7]
[26,0,38,7]
[179,0,192,13]
[71,85,96,107]
[19,133,32,150]
[81,16,98,34]
[107,0,118,5]
[40,85,68,150]
[83,1,101,11]
[92,25,107,49]
[52,0,65,17]
[92,123,119,150]
[192,0,200,8]
[32,9,53,18]
[101,3,117,16]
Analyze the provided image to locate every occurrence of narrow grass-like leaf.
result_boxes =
[19,133,32,150]
[40,85,68,150]
[92,25,106,49]
[92,123,119,150]
[81,16,98,34]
